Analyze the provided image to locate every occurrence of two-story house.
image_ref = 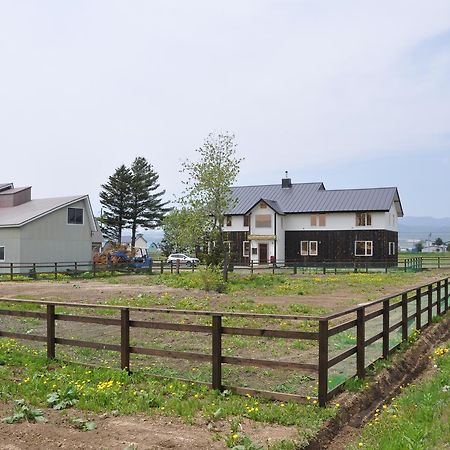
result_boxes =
[223,175,403,266]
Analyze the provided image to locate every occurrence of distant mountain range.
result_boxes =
[123,217,450,250]
[399,216,450,247]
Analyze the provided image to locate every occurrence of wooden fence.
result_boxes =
[0,256,428,280]
[0,276,449,405]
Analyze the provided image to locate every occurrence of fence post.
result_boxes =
[93,262,97,277]
[445,279,449,312]
[382,299,390,359]
[318,319,329,406]
[54,262,58,280]
[438,256,441,269]
[212,315,222,391]
[293,262,297,275]
[356,307,365,379]
[47,304,56,359]
[416,288,422,330]
[160,260,164,274]
[250,260,254,275]
[401,293,408,341]
[404,260,407,272]
[428,284,433,325]
[176,259,180,274]
[273,260,276,274]
[32,263,37,279]
[437,281,442,315]
[10,262,13,281]
[121,308,130,372]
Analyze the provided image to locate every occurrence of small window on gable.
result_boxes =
[243,215,249,227]
[243,241,250,257]
[259,202,267,209]
[68,207,83,225]
[356,212,372,227]
[0,246,4,261]
[226,216,232,227]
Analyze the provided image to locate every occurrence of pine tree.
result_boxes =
[99,165,133,243]
[128,157,169,248]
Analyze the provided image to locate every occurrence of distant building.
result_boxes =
[421,240,448,253]
[121,234,148,251]
[0,183,102,272]
[222,175,403,266]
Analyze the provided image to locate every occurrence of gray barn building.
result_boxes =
[0,183,102,273]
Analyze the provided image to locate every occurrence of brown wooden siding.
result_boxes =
[285,230,398,266]
[223,231,249,265]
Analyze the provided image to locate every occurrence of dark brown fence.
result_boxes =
[0,276,449,405]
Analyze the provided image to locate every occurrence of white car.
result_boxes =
[167,253,200,266]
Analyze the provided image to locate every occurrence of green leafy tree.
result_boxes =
[433,237,444,246]
[99,165,133,243]
[161,208,206,256]
[128,157,169,248]
[180,132,243,266]
[414,241,424,253]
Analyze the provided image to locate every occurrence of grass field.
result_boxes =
[347,342,450,450]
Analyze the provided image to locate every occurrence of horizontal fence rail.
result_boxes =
[0,274,449,405]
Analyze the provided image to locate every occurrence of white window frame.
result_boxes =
[300,241,309,256]
[355,241,373,256]
[389,242,396,255]
[300,241,318,256]
[356,212,372,227]
[0,246,4,262]
[67,207,84,225]
[243,241,250,257]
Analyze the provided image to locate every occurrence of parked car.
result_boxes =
[167,253,200,267]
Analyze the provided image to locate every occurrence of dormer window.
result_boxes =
[356,212,371,227]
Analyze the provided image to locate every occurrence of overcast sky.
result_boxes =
[1,1,449,217]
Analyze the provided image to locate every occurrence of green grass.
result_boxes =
[0,338,336,448]
[347,344,450,450]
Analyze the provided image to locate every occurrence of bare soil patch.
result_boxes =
[0,404,298,450]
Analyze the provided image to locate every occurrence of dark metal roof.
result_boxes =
[227,183,403,216]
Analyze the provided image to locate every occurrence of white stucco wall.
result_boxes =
[284,211,394,231]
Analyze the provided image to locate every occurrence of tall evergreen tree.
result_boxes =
[128,157,169,248]
[99,164,133,243]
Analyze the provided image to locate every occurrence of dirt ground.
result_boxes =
[0,403,298,450]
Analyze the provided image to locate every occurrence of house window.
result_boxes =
[389,242,396,255]
[252,247,257,255]
[300,241,318,256]
[311,214,326,226]
[355,241,373,256]
[259,202,267,209]
[226,216,232,227]
[68,207,83,225]
[243,215,249,227]
[243,241,250,257]
[255,214,271,228]
[309,241,318,256]
[356,212,372,227]
[0,246,4,261]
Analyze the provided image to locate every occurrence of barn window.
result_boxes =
[243,241,250,257]
[356,213,372,227]
[300,241,309,256]
[0,246,4,261]
[355,241,373,256]
[255,214,271,228]
[68,207,84,225]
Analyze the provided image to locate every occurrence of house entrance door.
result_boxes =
[259,243,268,264]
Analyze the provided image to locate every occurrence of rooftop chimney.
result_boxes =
[281,171,292,188]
